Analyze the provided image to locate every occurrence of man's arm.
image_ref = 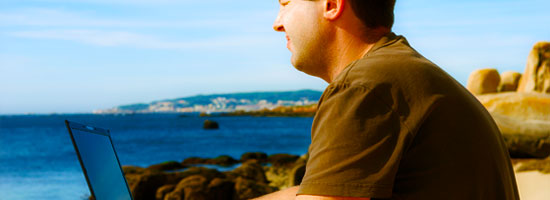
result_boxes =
[252,186,371,200]
[252,186,299,200]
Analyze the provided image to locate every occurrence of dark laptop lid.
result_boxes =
[65,120,133,200]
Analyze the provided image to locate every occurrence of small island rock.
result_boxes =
[203,120,219,130]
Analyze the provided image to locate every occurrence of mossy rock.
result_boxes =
[267,154,300,167]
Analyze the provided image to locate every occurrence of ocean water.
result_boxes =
[0,114,313,200]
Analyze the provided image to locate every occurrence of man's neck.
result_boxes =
[324,28,389,83]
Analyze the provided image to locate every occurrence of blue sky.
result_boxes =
[1,0,549,114]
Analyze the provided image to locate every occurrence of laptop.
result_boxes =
[65,120,133,200]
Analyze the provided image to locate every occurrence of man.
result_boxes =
[256,0,519,199]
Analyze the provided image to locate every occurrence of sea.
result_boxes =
[0,114,313,200]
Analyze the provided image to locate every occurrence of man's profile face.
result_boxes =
[273,0,328,77]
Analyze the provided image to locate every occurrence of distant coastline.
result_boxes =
[94,89,322,115]
[205,104,317,117]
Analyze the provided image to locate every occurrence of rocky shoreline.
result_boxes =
[118,152,307,200]
[115,152,550,200]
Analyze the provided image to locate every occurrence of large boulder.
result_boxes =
[498,71,522,92]
[476,92,550,158]
[517,41,550,94]
[467,68,501,95]
[477,92,550,123]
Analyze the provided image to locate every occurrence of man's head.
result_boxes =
[273,0,395,81]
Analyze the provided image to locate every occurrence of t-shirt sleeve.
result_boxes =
[297,84,413,198]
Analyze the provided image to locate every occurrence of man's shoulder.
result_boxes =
[335,34,451,94]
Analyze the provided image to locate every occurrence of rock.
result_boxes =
[266,155,307,189]
[203,120,219,129]
[122,165,146,174]
[164,175,209,200]
[517,41,550,94]
[477,92,550,123]
[182,156,239,166]
[208,155,239,166]
[178,167,226,181]
[264,165,290,189]
[476,92,550,158]
[241,152,267,163]
[230,160,268,183]
[267,154,299,167]
[498,71,522,92]
[182,157,208,165]
[148,161,186,171]
[467,68,501,95]
[125,170,185,200]
[155,184,175,200]
[288,162,306,187]
[234,177,277,200]
[164,175,237,200]
[503,134,550,158]
[125,167,225,200]
[207,178,236,200]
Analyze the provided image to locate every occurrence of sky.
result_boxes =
[0,0,549,114]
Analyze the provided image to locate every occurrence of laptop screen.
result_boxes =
[71,128,132,200]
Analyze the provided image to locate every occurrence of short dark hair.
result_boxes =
[348,0,396,29]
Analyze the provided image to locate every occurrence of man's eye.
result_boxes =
[281,1,290,6]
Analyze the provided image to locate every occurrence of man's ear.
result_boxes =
[323,0,345,21]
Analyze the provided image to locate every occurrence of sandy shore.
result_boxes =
[513,162,550,200]
[515,171,550,200]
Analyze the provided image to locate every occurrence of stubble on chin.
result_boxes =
[291,39,329,79]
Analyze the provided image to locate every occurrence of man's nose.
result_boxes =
[273,14,285,32]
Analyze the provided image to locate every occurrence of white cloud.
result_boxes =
[0,8,273,29]
[7,29,279,49]
[0,0,206,6]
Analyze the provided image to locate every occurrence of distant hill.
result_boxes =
[94,89,323,114]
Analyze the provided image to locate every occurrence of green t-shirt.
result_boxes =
[297,33,519,200]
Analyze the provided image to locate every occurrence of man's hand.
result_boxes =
[252,186,371,200]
